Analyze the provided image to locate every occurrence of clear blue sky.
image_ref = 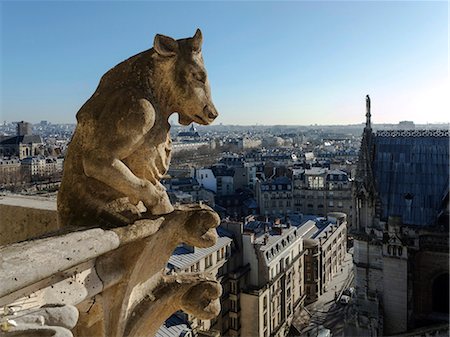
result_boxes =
[1,1,448,125]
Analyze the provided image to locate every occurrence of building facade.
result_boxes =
[300,213,348,303]
[256,176,293,217]
[349,96,449,336]
[292,168,353,227]
[240,223,306,337]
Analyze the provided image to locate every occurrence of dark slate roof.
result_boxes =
[170,177,199,186]
[0,135,43,145]
[156,314,192,337]
[373,129,449,226]
[261,176,292,186]
[211,164,234,177]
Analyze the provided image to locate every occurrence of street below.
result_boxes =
[291,250,354,336]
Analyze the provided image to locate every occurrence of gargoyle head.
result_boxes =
[153,29,218,126]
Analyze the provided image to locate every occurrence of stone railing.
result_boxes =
[0,204,222,337]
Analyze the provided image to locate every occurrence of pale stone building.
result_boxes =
[256,176,293,217]
[292,167,353,227]
[239,223,306,337]
[299,213,347,303]
[20,157,64,181]
[0,158,22,186]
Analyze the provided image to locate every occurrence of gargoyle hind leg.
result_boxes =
[124,274,222,337]
[76,204,220,337]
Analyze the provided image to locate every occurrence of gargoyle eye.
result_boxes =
[193,71,207,83]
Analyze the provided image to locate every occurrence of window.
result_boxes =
[205,254,213,268]
[263,313,267,327]
[195,262,200,271]
[231,317,238,330]
[231,298,237,311]
[230,281,237,293]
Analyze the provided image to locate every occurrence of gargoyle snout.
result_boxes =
[204,105,218,121]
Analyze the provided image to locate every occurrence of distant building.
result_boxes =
[163,177,215,207]
[238,137,262,150]
[195,164,235,197]
[20,157,64,181]
[256,176,293,217]
[0,158,22,186]
[349,96,449,336]
[176,124,200,140]
[292,167,353,226]
[0,122,43,159]
[17,121,32,136]
[397,120,415,129]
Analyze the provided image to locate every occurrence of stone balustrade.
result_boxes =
[0,204,222,337]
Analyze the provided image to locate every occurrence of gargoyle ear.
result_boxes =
[154,34,178,57]
[192,28,203,52]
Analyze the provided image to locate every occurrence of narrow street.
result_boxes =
[291,250,354,336]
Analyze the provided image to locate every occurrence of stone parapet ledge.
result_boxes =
[0,228,120,305]
[0,204,221,337]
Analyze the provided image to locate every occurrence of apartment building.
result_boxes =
[292,167,353,226]
[300,212,347,303]
[256,176,293,217]
[240,223,306,337]
[0,158,21,186]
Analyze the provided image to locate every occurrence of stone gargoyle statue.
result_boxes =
[58,28,218,226]
[54,29,222,337]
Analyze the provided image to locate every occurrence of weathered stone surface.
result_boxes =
[1,30,222,337]
[39,304,79,330]
[57,28,218,228]
[0,325,74,337]
[0,195,58,245]
[0,228,119,301]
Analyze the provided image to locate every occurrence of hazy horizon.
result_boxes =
[1,1,449,125]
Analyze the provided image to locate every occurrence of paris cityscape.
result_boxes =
[0,1,448,337]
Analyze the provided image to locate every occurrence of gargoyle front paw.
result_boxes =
[180,278,222,320]
[159,273,222,320]
[179,205,220,248]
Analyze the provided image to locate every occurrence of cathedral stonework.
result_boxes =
[0,30,222,337]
